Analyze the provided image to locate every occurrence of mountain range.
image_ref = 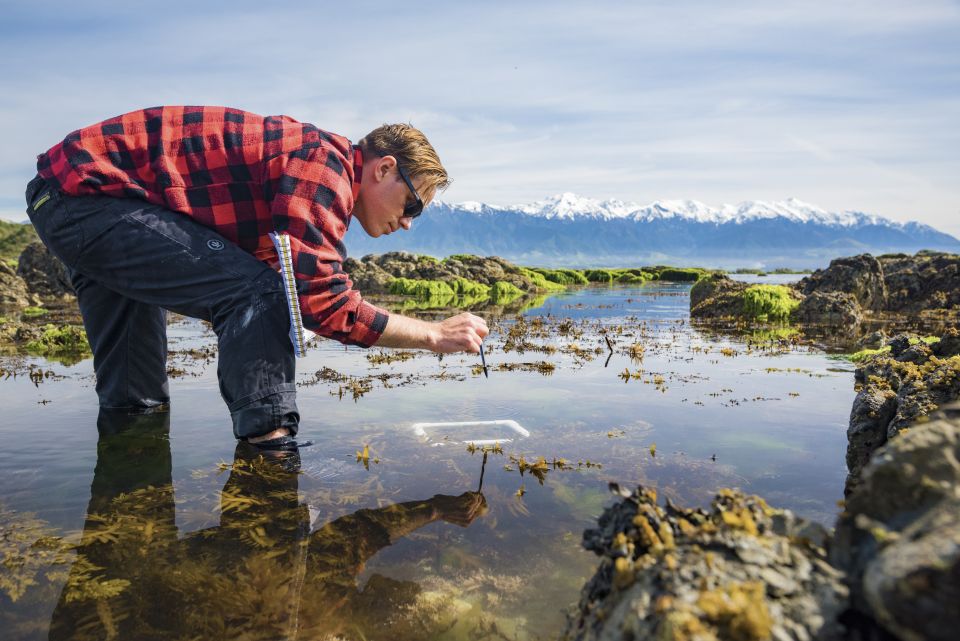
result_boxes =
[343,194,960,269]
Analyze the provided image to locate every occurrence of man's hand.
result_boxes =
[433,312,488,354]
[374,311,488,354]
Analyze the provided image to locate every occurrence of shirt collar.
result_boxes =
[351,146,363,203]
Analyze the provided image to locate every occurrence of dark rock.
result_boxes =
[932,327,960,357]
[846,331,960,491]
[797,254,887,311]
[794,291,862,325]
[879,251,960,313]
[0,261,40,309]
[16,241,73,298]
[887,334,911,357]
[565,486,849,641]
[846,386,898,494]
[688,274,749,319]
[832,403,960,641]
[855,330,887,350]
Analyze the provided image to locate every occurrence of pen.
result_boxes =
[480,343,489,378]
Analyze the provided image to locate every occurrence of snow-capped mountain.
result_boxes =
[344,194,960,269]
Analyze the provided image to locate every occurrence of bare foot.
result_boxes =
[247,427,290,444]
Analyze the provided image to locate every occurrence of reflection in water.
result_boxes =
[46,410,487,640]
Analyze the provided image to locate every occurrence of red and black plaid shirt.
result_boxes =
[36,105,388,347]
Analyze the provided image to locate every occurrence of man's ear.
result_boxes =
[375,155,397,181]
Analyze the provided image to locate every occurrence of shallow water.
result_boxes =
[0,282,855,640]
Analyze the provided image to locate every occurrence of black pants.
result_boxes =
[25,175,299,439]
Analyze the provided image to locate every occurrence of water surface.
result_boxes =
[0,282,854,640]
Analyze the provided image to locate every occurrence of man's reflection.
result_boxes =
[48,410,487,640]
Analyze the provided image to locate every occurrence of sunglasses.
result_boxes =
[397,164,424,219]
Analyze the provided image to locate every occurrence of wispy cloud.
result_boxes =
[0,0,957,237]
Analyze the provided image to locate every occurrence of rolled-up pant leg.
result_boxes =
[25,175,299,439]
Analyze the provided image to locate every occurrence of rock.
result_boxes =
[879,251,960,313]
[0,261,40,309]
[797,254,887,311]
[855,330,887,350]
[846,330,960,492]
[689,274,749,319]
[343,252,534,295]
[887,334,911,357]
[832,403,960,641]
[846,386,898,494]
[564,487,848,641]
[932,327,960,358]
[794,291,862,326]
[16,241,73,298]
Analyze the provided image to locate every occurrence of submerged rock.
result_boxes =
[16,241,73,299]
[564,486,848,641]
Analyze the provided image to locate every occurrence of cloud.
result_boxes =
[0,0,957,237]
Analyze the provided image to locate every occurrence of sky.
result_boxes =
[1,0,958,237]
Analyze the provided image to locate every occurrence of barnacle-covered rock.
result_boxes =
[564,485,848,641]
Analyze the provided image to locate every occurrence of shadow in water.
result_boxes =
[46,409,488,641]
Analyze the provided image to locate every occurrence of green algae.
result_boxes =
[652,267,708,282]
[741,285,800,322]
[517,268,565,292]
[386,276,497,309]
[490,281,524,303]
[21,306,48,318]
[450,277,490,298]
[24,324,91,356]
[529,268,589,286]
[844,336,941,363]
[388,277,456,299]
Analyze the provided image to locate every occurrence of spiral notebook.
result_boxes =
[269,232,309,357]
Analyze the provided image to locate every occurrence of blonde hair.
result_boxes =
[358,124,450,199]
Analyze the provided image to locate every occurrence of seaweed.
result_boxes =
[740,285,800,322]
[24,324,91,356]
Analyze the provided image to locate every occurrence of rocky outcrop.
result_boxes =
[691,251,958,327]
[568,401,960,641]
[344,252,534,295]
[832,402,960,641]
[847,329,960,491]
[689,274,749,319]
[797,254,887,311]
[563,486,848,641]
[16,241,73,298]
[569,329,960,641]
[797,251,960,314]
[879,251,960,313]
[0,262,40,309]
[794,291,862,326]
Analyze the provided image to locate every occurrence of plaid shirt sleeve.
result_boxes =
[264,144,390,348]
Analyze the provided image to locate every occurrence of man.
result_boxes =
[25,106,488,449]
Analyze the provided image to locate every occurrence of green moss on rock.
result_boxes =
[655,267,708,282]
[490,281,524,303]
[388,278,456,300]
[530,268,589,286]
[25,324,90,356]
[741,285,800,322]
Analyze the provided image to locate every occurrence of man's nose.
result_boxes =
[399,218,413,231]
